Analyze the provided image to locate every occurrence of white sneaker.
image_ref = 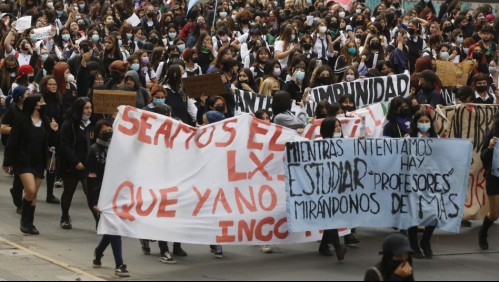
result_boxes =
[261,245,273,253]
[159,252,177,264]
[115,265,130,277]
[54,180,63,188]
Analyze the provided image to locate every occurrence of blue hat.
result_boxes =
[205,110,225,124]
[12,86,28,104]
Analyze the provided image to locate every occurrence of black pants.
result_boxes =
[61,177,89,218]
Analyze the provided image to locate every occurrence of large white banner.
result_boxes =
[98,107,348,244]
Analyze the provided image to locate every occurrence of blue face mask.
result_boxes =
[30,34,37,41]
[41,54,49,62]
[62,34,70,42]
[56,10,63,17]
[79,3,85,9]
[295,70,305,81]
[153,98,165,106]
[118,39,123,47]
[92,34,100,42]
[177,44,185,52]
[417,123,431,133]
[126,33,133,39]
[168,32,177,39]
[348,47,357,55]
[130,63,140,71]
[463,48,470,55]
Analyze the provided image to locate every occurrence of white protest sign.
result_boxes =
[285,138,473,233]
[98,107,349,244]
[126,13,141,27]
[16,16,32,31]
[31,26,53,40]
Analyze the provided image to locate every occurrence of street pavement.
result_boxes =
[1,154,499,280]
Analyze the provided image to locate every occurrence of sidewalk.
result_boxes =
[0,238,103,281]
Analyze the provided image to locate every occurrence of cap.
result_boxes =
[205,110,225,124]
[17,64,33,79]
[381,234,413,256]
[142,42,154,53]
[172,5,181,11]
[12,85,28,104]
[486,14,496,22]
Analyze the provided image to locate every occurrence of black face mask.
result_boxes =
[28,76,35,83]
[407,28,416,36]
[239,79,248,84]
[6,67,16,73]
[399,108,411,117]
[101,131,113,141]
[302,43,312,50]
[342,106,356,112]
[149,37,159,44]
[147,12,155,18]
[215,105,225,113]
[319,76,332,85]
[329,22,339,30]
[316,113,327,119]
[38,104,46,116]
[241,19,250,25]
[473,52,483,60]
[192,57,199,63]
[78,23,86,30]
[443,26,452,33]
[476,85,488,93]
[21,45,29,51]
[370,42,380,49]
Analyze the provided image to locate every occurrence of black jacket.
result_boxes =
[86,141,108,207]
[59,119,91,178]
[3,116,58,168]
[481,130,494,177]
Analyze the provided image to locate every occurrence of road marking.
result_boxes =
[0,236,105,281]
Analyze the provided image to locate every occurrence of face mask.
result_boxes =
[142,57,150,65]
[241,19,250,25]
[463,47,470,55]
[370,42,380,49]
[6,67,16,73]
[333,132,342,138]
[443,26,452,33]
[221,35,229,42]
[220,12,227,18]
[303,43,312,50]
[66,74,75,83]
[41,54,49,62]
[147,12,155,18]
[232,15,237,22]
[402,21,409,27]
[295,70,305,81]
[345,74,355,82]
[62,34,70,42]
[330,22,339,30]
[82,114,91,121]
[399,109,410,117]
[153,98,165,106]
[101,131,113,141]
[150,37,159,44]
[28,76,35,83]
[424,0,430,3]
[215,105,225,113]
[348,47,357,55]
[56,10,63,17]
[47,2,53,8]
[168,32,177,39]
[476,85,488,93]
[273,68,281,77]
[456,36,464,44]
[177,44,186,52]
[116,39,122,47]
[131,63,140,71]
[473,52,482,60]
[319,26,327,33]
[30,34,37,41]
[291,35,296,41]
[339,12,346,18]
[319,76,332,85]
[356,9,362,14]
[126,33,133,39]
[440,51,450,60]
[407,28,415,36]
[92,34,100,42]
[417,123,431,133]
[78,3,85,9]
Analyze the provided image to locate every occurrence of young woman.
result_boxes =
[274,25,298,73]
[235,68,257,93]
[164,65,195,126]
[272,90,307,132]
[259,77,280,96]
[87,120,130,277]
[248,47,270,77]
[53,62,80,111]
[407,110,438,259]
[318,117,349,261]
[3,93,59,235]
[182,48,203,77]
[383,96,411,138]
[59,97,93,230]
[195,32,217,74]
[143,85,167,111]
[101,35,124,79]
[282,63,307,102]
[364,233,414,281]
[334,39,360,81]
[480,112,499,250]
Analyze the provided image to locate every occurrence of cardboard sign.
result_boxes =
[182,73,226,98]
[436,61,475,87]
[93,90,137,114]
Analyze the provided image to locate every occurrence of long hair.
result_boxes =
[341,39,360,64]
[64,97,92,123]
[165,65,183,93]
[1,55,18,91]
[39,75,62,105]
[320,117,342,139]
[259,77,278,96]
[53,62,70,96]
[280,24,296,50]
[386,96,408,122]
[409,110,438,137]
[491,112,499,137]
[22,94,43,117]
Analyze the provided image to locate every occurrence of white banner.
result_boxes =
[98,107,348,244]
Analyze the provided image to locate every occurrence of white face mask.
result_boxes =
[66,74,75,83]
[334,132,342,138]
[339,12,346,18]
[319,26,327,33]
[345,74,355,82]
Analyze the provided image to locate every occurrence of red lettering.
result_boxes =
[216,220,236,243]
[118,107,140,136]
[138,111,156,144]
[157,187,178,218]
[234,186,257,214]
[367,106,383,126]
[213,189,233,214]
[215,119,237,147]
[195,125,216,148]
[136,187,158,216]
[259,185,277,212]
[248,118,269,150]
[169,122,195,149]
[192,187,211,216]
[304,120,322,139]
[154,119,174,147]
[184,125,197,150]
[255,217,274,241]
[249,152,273,180]
[227,151,248,181]
[274,217,288,239]
[112,181,136,221]
[238,219,256,241]
[269,126,285,151]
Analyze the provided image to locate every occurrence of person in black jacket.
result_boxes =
[59,97,93,230]
[87,119,130,277]
[479,112,499,250]
[383,96,411,138]
[164,64,195,126]
[2,94,59,235]
[416,70,445,108]
[1,86,29,214]
[40,76,64,205]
